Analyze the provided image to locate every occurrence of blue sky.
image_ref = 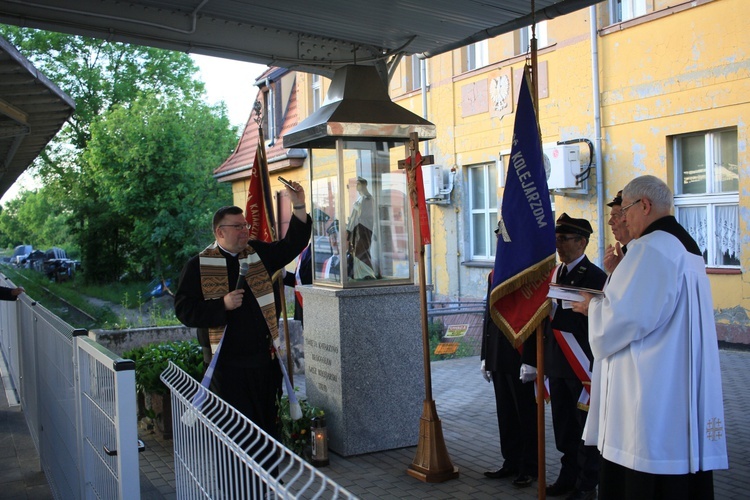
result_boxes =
[191,54,268,129]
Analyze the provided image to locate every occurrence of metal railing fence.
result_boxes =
[0,274,141,499]
[75,337,141,499]
[162,362,357,499]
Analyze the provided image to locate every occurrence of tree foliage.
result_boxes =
[0,25,241,282]
[82,94,234,281]
[0,188,75,252]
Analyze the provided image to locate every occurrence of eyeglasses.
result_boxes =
[620,199,642,215]
[219,223,251,231]
[555,235,581,243]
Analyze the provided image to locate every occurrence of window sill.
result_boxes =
[599,0,713,36]
[706,268,741,275]
[462,260,494,269]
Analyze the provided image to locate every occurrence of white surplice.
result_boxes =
[585,230,728,475]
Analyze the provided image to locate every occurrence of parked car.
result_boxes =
[42,248,80,281]
[11,244,33,265]
[145,277,172,299]
[25,250,46,271]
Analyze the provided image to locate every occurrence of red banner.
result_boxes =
[245,128,276,243]
[405,152,431,249]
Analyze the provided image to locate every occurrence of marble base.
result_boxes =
[299,285,424,456]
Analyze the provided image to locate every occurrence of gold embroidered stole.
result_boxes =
[198,242,277,353]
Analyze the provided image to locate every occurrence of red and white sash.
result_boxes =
[553,328,592,410]
[294,260,304,307]
[322,256,337,278]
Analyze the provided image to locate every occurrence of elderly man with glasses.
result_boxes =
[174,181,311,462]
[573,175,727,499]
[603,190,633,274]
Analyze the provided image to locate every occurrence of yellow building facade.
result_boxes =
[232,0,749,344]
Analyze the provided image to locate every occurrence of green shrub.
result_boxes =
[427,319,473,361]
[278,393,324,458]
[123,340,203,395]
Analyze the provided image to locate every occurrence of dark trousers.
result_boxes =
[210,353,283,497]
[549,376,600,490]
[492,371,538,475]
[599,458,714,500]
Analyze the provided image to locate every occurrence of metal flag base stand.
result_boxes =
[407,400,460,482]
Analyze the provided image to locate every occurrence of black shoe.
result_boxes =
[546,481,575,497]
[566,489,597,500]
[484,466,518,479]
[512,473,536,487]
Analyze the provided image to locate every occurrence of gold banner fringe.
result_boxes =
[488,253,556,348]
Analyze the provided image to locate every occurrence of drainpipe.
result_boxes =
[418,54,433,303]
[590,6,605,266]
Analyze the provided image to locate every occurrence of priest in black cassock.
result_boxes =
[174,181,311,445]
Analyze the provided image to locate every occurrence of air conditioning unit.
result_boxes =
[543,144,581,190]
[422,165,453,204]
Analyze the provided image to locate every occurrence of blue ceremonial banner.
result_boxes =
[489,65,556,348]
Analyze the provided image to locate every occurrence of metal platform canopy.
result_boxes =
[0,0,600,78]
[0,35,75,199]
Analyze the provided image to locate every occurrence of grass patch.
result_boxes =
[1,265,118,326]
[0,264,180,329]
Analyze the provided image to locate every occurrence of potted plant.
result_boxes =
[278,393,325,461]
[124,340,204,439]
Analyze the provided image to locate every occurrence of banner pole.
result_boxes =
[406,132,459,483]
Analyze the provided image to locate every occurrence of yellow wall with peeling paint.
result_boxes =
[233,0,748,341]
[388,0,749,340]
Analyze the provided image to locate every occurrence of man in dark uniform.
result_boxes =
[523,213,606,500]
[481,221,538,488]
[174,182,311,448]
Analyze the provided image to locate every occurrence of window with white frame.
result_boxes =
[468,163,498,260]
[310,73,322,112]
[465,40,489,72]
[673,128,739,267]
[516,21,548,56]
[609,0,647,24]
[406,55,423,92]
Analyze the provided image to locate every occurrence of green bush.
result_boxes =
[427,319,473,361]
[123,340,203,395]
[278,393,324,458]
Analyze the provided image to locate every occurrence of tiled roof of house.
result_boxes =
[214,72,305,183]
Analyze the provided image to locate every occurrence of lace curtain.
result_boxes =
[678,205,739,263]
[715,205,739,260]
[679,207,708,255]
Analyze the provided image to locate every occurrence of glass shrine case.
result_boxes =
[309,139,414,288]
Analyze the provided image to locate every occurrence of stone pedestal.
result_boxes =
[299,285,424,456]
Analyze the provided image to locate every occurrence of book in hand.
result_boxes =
[547,283,604,302]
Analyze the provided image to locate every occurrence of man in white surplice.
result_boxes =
[572,175,727,499]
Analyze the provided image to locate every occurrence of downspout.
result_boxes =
[590,6,605,266]
[417,54,433,303]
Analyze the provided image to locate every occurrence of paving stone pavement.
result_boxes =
[2,349,747,499]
